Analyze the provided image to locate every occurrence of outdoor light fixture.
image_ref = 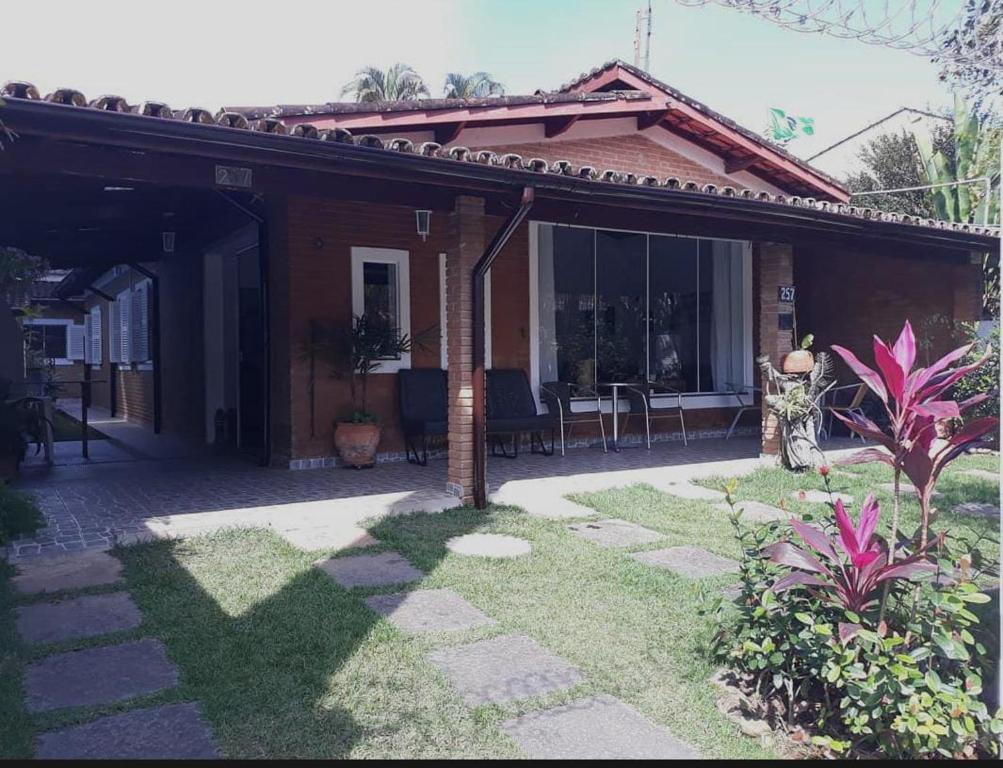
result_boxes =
[415,210,432,241]
[103,186,134,192]
[162,231,176,253]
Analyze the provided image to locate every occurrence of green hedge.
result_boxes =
[0,487,41,545]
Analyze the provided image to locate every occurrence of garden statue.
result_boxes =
[757,351,833,471]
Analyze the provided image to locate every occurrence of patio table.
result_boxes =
[597,382,642,452]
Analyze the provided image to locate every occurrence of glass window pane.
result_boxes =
[702,239,747,392]
[648,236,699,392]
[538,225,596,393]
[595,230,647,384]
[362,261,399,359]
[45,326,67,359]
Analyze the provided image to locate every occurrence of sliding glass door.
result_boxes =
[537,224,750,397]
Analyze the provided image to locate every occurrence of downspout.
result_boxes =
[472,186,535,509]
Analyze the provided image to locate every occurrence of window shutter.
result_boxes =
[83,315,93,364]
[130,283,150,362]
[119,293,132,364]
[90,306,103,364]
[108,301,121,364]
[67,324,86,361]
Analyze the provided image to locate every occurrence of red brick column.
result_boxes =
[758,242,794,458]
[445,196,486,502]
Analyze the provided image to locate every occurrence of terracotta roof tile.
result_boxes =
[0,80,998,241]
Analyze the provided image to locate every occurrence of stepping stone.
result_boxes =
[877,482,941,498]
[24,638,178,713]
[12,550,122,595]
[277,525,377,553]
[502,695,699,759]
[714,500,788,524]
[315,551,423,588]
[631,546,738,579]
[953,502,1000,519]
[655,481,726,501]
[567,519,663,549]
[17,592,142,646]
[365,588,495,634]
[36,702,218,759]
[962,469,1000,483]
[427,633,582,706]
[789,490,853,505]
[446,533,531,558]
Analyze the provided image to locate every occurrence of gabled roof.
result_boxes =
[560,59,848,201]
[226,59,848,201]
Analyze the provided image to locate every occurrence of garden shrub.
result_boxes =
[706,505,1002,758]
[0,486,41,545]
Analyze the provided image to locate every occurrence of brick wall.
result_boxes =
[475,134,734,189]
[757,242,794,457]
[794,246,983,378]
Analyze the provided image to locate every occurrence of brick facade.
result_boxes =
[757,243,794,457]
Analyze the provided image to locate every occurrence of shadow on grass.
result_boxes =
[116,509,489,760]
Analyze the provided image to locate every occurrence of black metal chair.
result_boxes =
[622,380,688,448]
[486,369,556,458]
[398,368,448,465]
[539,381,607,455]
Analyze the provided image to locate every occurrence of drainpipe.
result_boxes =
[472,186,535,509]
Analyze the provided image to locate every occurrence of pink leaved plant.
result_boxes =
[829,320,997,549]
[766,496,937,614]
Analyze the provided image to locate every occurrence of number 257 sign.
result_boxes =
[778,286,796,303]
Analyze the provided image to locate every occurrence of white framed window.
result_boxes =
[108,300,122,364]
[23,319,79,366]
[116,287,133,364]
[351,247,411,373]
[113,280,152,367]
[531,221,754,411]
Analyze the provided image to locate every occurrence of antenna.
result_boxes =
[634,2,654,71]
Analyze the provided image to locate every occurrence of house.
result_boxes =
[0,60,995,507]
[805,107,950,179]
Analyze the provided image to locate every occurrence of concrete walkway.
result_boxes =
[12,550,219,758]
[7,436,865,560]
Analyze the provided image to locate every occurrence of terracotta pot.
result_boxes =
[782,350,815,375]
[334,422,381,468]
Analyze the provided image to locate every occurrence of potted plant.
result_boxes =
[782,332,815,374]
[311,315,431,469]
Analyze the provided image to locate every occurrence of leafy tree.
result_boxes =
[935,0,1002,104]
[845,123,955,218]
[442,72,505,99]
[341,64,429,103]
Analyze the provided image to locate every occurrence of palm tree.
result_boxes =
[442,72,505,99]
[341,63,429,103]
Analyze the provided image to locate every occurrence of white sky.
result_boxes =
[0,0,967,164]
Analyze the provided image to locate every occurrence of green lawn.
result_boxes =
[50,410,106,442]
[1,452,996,759]
[695,451,1001,569]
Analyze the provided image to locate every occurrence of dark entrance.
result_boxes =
[237,246,265,459]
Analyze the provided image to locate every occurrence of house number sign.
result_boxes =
[778,285,796,303]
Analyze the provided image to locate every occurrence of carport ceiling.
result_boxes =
[0,172,247,269]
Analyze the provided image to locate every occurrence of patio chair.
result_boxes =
[621,380,687,449]
[825,383,868,442]
[486,369,556,458]
[539,381,607,456]
[725,382,761,439]
[398,368,448,465]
